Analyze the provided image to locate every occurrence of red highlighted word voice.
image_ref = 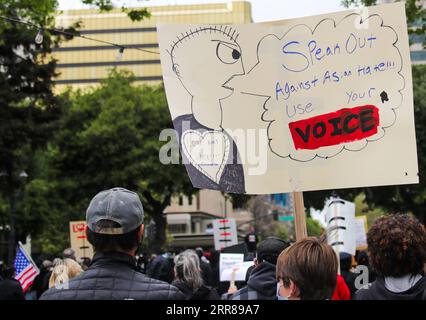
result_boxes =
[288,105,379,150]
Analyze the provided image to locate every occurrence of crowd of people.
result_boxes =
[0,187,425,300]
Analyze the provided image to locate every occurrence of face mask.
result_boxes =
[276,282,289,300]
[277,294,288,300]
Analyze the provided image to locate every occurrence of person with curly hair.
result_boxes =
[354,214,426,300]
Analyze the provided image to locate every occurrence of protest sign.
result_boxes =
[325,198,356,256]
[213,218,238,250]
[220,261,254,282]
[355,215,368,250]
[158,2,418,194]
[219,253,244,282]
[69,221,93,260]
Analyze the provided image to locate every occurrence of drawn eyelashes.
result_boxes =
[215,42,241,64]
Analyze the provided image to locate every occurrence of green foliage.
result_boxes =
[0,0,62,194]
[341,0,377,7]
[22,179,68,256]
[125,8,151,22]
[0,1,68,262]
[306,217,323,237]
[354,193,384,229]
[82,0,151,22]
[275,222,289,240]
[48,69,192,253]
[82,0,114,11]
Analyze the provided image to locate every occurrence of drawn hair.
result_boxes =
[174,249,203,291]
[170,25,239,54]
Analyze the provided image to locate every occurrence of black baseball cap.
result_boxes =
[257,237,289,265]
[86,187,144,235]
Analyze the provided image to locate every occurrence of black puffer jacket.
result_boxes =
[40,252,184,300]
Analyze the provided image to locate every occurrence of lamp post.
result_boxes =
[6,170,28,264]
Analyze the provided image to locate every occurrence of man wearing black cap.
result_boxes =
[41,187,184,300]
[224,237,289,300]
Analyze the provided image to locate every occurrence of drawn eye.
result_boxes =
[216,42,241,64]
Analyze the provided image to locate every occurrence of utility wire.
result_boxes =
[0,14,160,55]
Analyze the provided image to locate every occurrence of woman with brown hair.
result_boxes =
[276,236,338,300]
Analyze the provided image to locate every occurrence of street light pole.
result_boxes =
[6,170,28,265]
[7,193,16,265]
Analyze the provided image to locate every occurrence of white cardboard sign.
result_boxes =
[355,215,368,249]
[158,3,418,194]
[220,261,254,282]
[325,198,356,256]
[219,253,244,282]
[213,218,238,250]
[69,221,94,260]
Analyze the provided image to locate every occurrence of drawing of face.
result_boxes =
[171,27,244,98]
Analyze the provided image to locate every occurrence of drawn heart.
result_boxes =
[181,130,230,184]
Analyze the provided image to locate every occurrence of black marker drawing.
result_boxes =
[168,26,246,193]
[380,90,389,103]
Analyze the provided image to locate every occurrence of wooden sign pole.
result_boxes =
[293,192,308,241]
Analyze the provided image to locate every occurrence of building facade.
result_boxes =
[164,189,252,249]
[53,1,252,91]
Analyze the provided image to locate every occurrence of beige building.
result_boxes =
[53,1,252,91]
[164,189,252,248]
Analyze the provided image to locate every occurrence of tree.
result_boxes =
[48,70,193,254]
[306,217,323,237]
[82,0,150,22]
[0,0,153,260]
[243,195,293,241]
[0,0,66,262]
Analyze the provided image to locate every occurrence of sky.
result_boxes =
[57,0,345,22]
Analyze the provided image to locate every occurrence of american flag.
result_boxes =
[14,243,39,292]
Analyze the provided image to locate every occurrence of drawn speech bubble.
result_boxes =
[237,13,404,162]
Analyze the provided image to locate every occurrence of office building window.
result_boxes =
[168,224,187,234]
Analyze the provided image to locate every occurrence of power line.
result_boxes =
[0,14,160,56]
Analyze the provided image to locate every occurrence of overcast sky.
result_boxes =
[57,0,345,22]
